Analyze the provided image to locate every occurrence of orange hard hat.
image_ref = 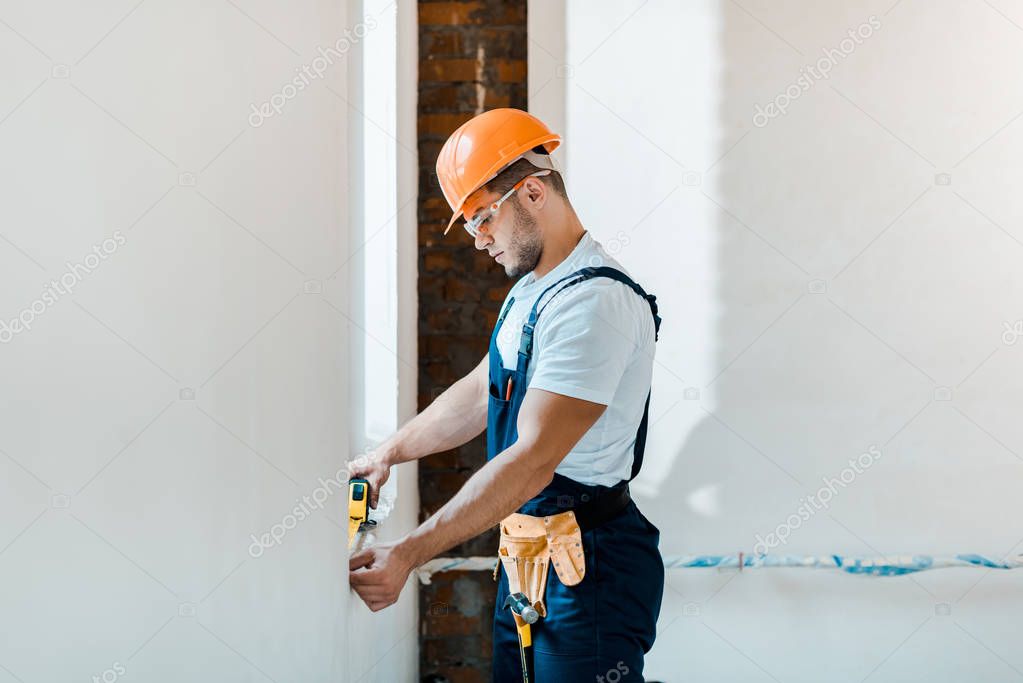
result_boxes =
[436,108,561,235]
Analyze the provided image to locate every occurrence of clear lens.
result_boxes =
[463,200,499,238]
[464,211,488,238]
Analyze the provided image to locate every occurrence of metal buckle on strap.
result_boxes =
[518,324,535,356]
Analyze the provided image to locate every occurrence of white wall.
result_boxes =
[0,0,416,681]
[531,1,1023,681]
[345,0,420,681]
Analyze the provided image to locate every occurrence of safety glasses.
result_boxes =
[463,170,551,239]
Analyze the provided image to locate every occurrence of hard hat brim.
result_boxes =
[441,149,560,236]
[443,211,461,235]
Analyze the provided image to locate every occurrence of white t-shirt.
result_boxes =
[494,232,656,486]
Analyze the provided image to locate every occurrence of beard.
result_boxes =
[503,197,543,278]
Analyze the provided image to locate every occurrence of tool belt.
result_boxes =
[495,484,632,618]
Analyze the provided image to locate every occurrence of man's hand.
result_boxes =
[347,452,392,509]
[349,540,417,611]
[388,389,606,580]
[347,388,605,612]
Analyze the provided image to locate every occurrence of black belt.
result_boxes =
[572,485,632,533]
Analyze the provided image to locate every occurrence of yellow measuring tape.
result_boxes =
[348,478,370,549]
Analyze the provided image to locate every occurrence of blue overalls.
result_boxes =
[488,266,665,682]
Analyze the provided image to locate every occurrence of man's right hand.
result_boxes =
[347,452,392,509]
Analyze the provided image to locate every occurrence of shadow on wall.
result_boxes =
[639,0,1023,680]
[648,0,1023,563]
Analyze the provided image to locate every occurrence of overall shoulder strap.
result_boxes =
[516,266,662,482]
[515,266,662,377]
[518,267,661,362]
[537,267,661,339]
[497,296,515,325]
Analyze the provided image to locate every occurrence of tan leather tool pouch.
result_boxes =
[497,510,586,618]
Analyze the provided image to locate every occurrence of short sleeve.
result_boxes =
[527,281,651,406]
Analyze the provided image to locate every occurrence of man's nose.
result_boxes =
[474,228,492,251]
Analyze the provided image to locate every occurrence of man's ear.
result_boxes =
[524,177,547,209]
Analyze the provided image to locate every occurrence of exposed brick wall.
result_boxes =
[417,1,527,681]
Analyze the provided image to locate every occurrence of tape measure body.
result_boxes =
[348,478,370,548]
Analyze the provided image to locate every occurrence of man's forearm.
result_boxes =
[399,440,554,567]
[379,370,487,466]
[395,388,606,568]
[348,390,604,614]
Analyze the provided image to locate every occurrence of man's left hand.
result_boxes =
[349,540,417,612]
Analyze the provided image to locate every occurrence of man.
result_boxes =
[349,108,664,681]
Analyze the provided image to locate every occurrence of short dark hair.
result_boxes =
[482,153,568,200]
